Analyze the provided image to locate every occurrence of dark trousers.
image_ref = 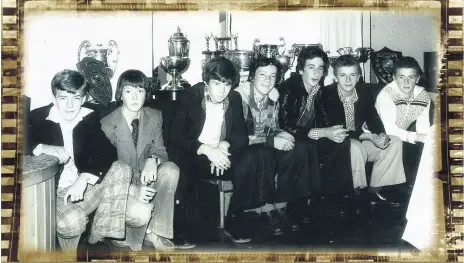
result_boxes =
[227,140,320,215]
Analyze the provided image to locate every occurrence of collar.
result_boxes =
[122,106,141,124]
[387,81,425,100]
[305,84,320,97]
[337,87,358,103]
[46,104,93,125]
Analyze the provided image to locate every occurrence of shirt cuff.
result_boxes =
[308,128,320,140]
[87,174,100,185]
[406,132,417,144]
[32,144,43,156]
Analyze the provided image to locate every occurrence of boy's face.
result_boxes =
[253,65,277,96]
[121,85,146,112]
[207,79,231,103]
[393,68,420,96]
[53,89,85,122]
[335,65,360,93]
[299,57,324,88]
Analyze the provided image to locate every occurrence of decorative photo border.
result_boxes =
[1,0,462,262]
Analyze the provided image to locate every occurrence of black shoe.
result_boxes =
[173,233,196,249]
[370,192,401,207]
[261,210,284,236]
[224,213,251,244]
[276,208,301,232]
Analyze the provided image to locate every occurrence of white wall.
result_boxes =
[370,10,440,82]
[25,11,153,110]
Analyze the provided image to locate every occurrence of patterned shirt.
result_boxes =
[299,84,322,140]
[337,88,359,131]
[375,82,431,144]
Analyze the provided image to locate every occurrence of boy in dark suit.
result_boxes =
[101,69,179,251]
[321,55,404,207]
[170,57,250,243]
[26,70,131,254]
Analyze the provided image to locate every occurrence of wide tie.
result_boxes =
[131,119,139,146]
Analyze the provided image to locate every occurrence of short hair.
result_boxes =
[332,55,362,76]
[248,57,282,82]
[202,57,238,87]
[393,56,424,77]
[115,69,151,104]
[296,46,330,74]
[51,69,88,97]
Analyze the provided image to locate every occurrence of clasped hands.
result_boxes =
[274,131,295,151]
[134,157,162,204]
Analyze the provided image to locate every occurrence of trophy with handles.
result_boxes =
[159,27,191,98]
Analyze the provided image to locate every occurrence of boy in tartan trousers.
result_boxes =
[26,70,135,254]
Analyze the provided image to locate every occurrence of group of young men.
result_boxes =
[26,46,432,254]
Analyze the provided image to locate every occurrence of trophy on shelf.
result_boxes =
[77,40,120,106]
[202,33,223,68]
[253,37,286,59]
[222,33,255,84]
[159,27,191,100]
[78,40,120,79]
[253,37,289,84]
[329,47,374,64]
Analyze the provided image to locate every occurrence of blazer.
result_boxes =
[320,83,386,139]
[278,74,323,139]
[170,82,249,155]
[100,106,169,173]
[26,104,117,187]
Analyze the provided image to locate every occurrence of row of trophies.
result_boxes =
[76,27,374,102]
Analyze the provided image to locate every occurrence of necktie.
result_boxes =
[131,119,139,146]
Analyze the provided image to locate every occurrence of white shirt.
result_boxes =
[33,105,98,189]
[198,99,225,148]
[375,82,431,144]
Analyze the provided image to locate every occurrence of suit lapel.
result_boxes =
[136,108,155,162]
[112,108,137,161]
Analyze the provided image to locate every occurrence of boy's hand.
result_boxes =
[135,185,156,203]
[274,136,294,151]
[371,133,390,149]
[202,145,231,170]
[41,144,70,164]
[142,157,158,185]
[276,131,295,142]
[218,141,230,151]
[323,125,348,143]
[210,163,227,176]
[64,175,89,205]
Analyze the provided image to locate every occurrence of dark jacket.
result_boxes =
[320,83,385,139]
[278,74,323,139]
[26,104,117,186]
[170,82,249,155]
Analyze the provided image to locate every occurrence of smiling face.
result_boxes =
[207,79,232,103]
[335,65,360,94]
[299,57,324,88]
[53,89,85,122]
[393,68,420,97]
[121,85,146,113]
[253,65,277,97]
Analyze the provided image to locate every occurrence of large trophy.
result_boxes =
[77,40,119,106]
[253,37,289,84]
[223,33,254,84]
[159,27,191,100]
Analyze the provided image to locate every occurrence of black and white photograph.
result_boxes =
[17,6,447,262]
